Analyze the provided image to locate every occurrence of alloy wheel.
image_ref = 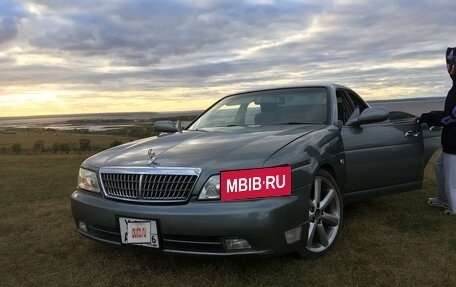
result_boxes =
[306,174,341,253]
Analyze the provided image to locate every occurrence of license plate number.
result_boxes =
[119,217,159,248]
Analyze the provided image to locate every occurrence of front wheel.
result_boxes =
[297,169,343,258]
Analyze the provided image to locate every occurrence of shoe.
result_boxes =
[444,210,456,216]
[428,197,449,209]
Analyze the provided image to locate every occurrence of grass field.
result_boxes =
[0,129,134,152]
[1,134,456,286]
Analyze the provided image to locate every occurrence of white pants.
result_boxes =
[435,151,456,212]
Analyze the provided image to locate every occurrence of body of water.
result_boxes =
[368,97,445,116]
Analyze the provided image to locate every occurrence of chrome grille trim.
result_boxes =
[99,167,202,203]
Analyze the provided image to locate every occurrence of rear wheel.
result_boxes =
[297,169,343,258]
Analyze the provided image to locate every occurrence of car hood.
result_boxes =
[83,125,323,171]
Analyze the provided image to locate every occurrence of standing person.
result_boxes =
[418,47,456,215]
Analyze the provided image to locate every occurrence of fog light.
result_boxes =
[224,239,251,251]
[78,221,88,233]
[285,226,302,244]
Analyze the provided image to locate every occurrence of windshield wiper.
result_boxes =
[225,124,245,127]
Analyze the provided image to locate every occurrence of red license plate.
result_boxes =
[220,166,292,201]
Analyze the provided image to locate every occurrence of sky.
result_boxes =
[0,0,454,117]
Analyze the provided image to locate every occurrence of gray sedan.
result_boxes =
[71,83,440,258]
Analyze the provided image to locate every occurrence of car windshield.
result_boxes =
[188,87,328,130]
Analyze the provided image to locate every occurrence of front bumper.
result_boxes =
[71,185,311,256]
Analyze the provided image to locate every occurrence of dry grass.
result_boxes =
[1,151,456,286]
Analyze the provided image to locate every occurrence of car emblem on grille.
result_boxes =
[147,149,158,165]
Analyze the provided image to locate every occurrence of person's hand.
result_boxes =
[418,112,431,125]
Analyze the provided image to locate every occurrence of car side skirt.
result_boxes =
[342,181,422,203]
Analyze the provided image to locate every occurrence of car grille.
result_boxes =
[99,167,201,203]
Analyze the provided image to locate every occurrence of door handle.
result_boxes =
[405,130,420,138]
[429,126,442,132]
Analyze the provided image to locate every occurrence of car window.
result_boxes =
[188,87,328,130]
[346,90,368,112]
[336,90,355,124]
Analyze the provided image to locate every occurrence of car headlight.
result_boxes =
[198,175,220,200]
[77,168,100,193]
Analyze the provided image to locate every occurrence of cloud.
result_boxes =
[0,0,454,116]
[0,0,26,44]
[28,1,322,64]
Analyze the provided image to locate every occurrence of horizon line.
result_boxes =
[0,96,445,120]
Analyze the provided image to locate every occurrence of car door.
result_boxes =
[338,89,424,196]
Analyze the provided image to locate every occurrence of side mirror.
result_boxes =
[154,120,178,133]
[348,107,389,126]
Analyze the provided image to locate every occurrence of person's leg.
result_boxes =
[428,151,448,208]
[443,153,456,214]
[435,151,447,201]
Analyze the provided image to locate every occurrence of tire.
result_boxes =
[297,169,343,258]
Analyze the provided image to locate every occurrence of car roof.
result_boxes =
[229,83,350,96]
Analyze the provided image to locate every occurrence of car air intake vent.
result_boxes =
[99,167,201,203]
